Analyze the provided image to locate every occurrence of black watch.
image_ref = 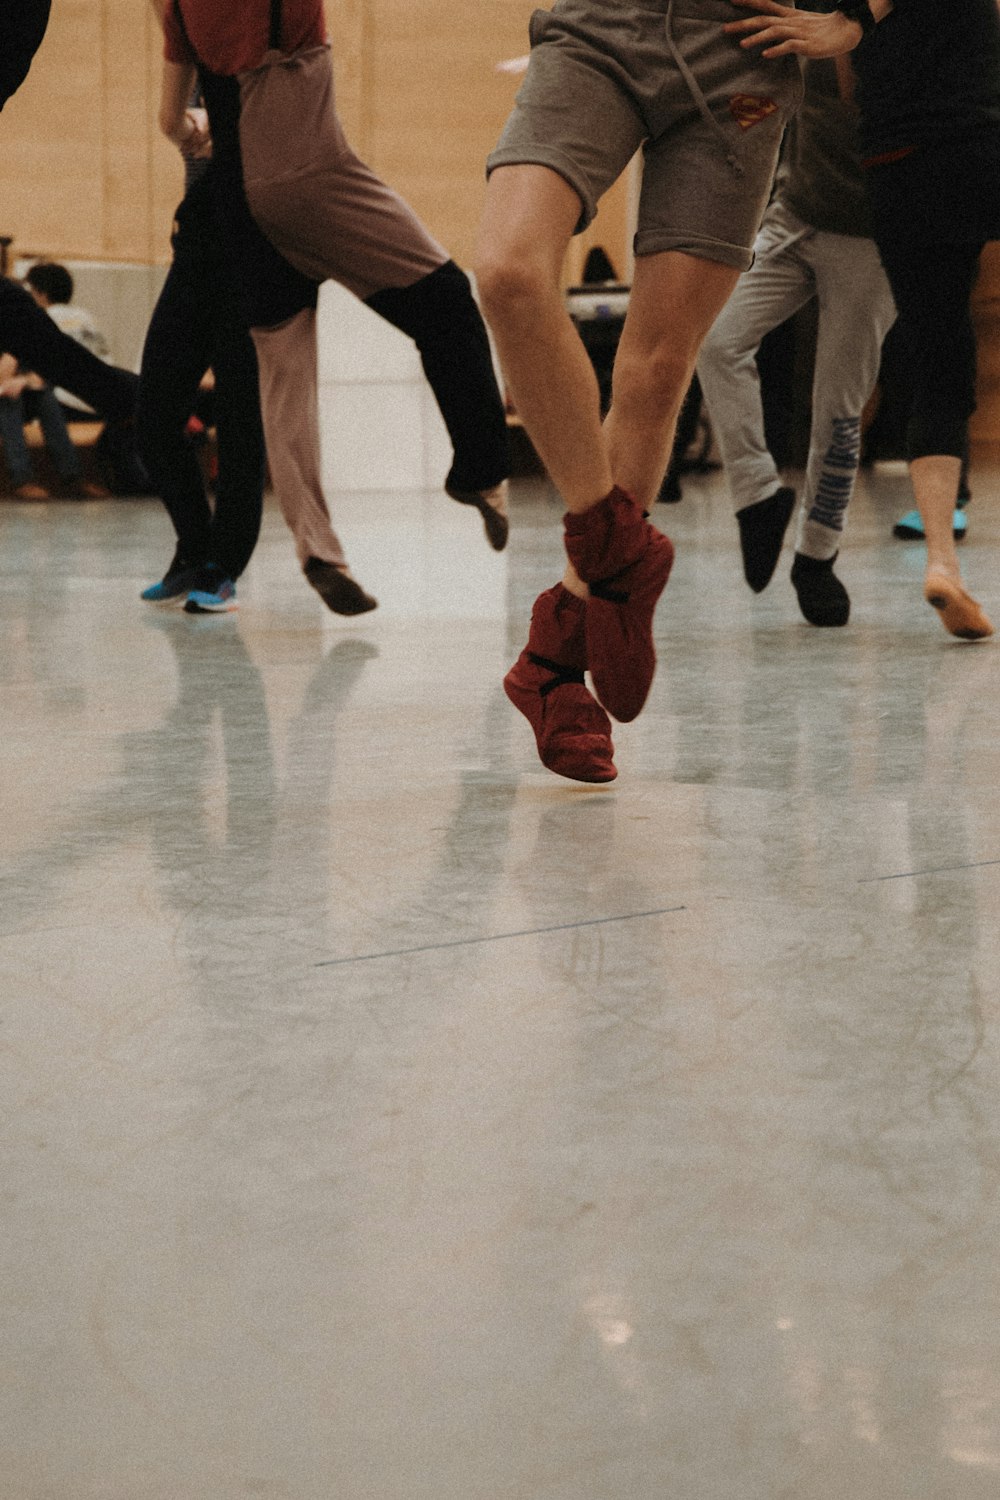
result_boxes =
[836,0,878,35]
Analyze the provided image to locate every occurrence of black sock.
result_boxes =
[790,551,850,627]
[736,485,796,593]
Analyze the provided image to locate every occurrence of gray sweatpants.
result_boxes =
[697,200,897,559]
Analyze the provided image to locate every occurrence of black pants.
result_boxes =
[0,1,51,111]
[367,262,510,492]
[875,236,984,462]
[0,275,136,419]
[869,135,1000,462]
[136,173,265,580]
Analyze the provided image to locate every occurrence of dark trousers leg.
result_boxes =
[203,307,265,580]
[137,243,265,579]
[0,276,136,419]
[137,256,217,565]
[875,238,985,462]
[29,385,82,481]
[366,261,510,491]
[0,394,33,485]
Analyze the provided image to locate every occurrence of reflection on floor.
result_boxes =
[4,467,1000,1500]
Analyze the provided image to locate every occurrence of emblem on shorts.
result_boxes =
[729,94,780,130]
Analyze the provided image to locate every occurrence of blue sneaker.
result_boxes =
[184,564,237,613]
[892,508,967,541]
[141,551,203,603]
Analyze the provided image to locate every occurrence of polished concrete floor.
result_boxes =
[4,467,1000,1500]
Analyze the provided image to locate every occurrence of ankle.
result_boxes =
[791,550,837,572]
[563,480,619,517]
[925,555,960,579]
[561,570,589,601]
[563,486,646,582]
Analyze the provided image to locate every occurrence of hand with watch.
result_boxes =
[724,0,890,58]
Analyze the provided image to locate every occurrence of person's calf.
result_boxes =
[604,354,692,512]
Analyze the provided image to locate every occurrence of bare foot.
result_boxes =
[924,565,994,640]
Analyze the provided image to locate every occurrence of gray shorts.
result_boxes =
[486,0,804,270]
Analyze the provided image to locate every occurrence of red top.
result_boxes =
[164,0,326,76]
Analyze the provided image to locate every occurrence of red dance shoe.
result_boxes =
[504,584,617,783]
[564,486,674,722]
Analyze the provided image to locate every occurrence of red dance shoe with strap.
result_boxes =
[504,583,617,783]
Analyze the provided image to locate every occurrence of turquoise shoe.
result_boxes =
[184,563,238,613]
[141,550,203,603]
[892,508,967,541]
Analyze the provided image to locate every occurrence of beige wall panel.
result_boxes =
[0,3,103,258]
[357,0,631,272]
[102,2,163,261]
[0,0,181,266]
[327,0,367,147]
[362,0,534,263]
[0,0,629,275]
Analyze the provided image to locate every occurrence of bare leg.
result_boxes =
[913,455,962,576]
[479,172,739,761]
[552,253,741,597]
[475,165,612,514]
[916,453,993,638]
[604,250,742,508]
[478,174,740,593]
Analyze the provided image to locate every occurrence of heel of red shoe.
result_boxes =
[587,529,674,722]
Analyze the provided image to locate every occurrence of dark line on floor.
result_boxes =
[315,906,687,968]
[860,858,1000,884]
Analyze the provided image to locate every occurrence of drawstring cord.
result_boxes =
[664,0,745,176]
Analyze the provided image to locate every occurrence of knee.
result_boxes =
[695,302,752,374]
[474,248,554,327]
[367,260,480,343]
[615,341,693,412]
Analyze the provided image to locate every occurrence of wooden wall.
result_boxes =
[6,0,997,443]
[326,0,630,278]
[0,0,629,277]
[0,1,182,265]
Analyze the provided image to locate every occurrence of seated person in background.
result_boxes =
[0,11,150,495]
[0,349,108,498]
[18,259,148,494]
[0,273,143,491]
[24,261,110,415]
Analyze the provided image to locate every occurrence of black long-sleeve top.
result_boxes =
[854,0,1000,158]
[0,1,52,111]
